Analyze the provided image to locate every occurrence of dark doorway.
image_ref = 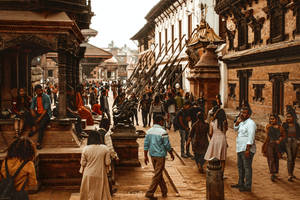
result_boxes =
[269,72,289,115]
[237,69,252,109]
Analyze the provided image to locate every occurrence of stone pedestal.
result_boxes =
[111,126,141,167]
[206,158,224,200]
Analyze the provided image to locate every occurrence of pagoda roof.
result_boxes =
[187,19,224,47]
[82,43,113,59]
[104,56,118,64]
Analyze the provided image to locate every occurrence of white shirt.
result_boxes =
[234,118,256,153]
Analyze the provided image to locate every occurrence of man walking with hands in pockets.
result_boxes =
[144,115,175,200]
[231,106,256,192]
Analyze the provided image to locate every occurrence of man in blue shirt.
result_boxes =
[144,115,174,199]
[231,106,256,192]
[29,84,52,149]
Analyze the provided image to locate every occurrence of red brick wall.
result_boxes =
[227,63,300,117]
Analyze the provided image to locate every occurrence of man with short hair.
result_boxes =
[176,101,192,158]
[231,106,256,192]
[29,84,52,149]
[144,115,174,199]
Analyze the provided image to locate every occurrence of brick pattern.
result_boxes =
[224,1,300,117]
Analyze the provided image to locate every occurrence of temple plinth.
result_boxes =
[111,126,141,167]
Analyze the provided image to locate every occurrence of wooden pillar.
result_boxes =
[57,36,67,118]
[74,57,79,88]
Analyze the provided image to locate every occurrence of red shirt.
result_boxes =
[92,104,102,115]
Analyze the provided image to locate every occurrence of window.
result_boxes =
[159,32,162,53]
[107,71,111,78]
[48,70,53,77]
[144,37,148,50]
[296,7,300,35]
[179,20,182,50]
[238,19,248,50]
[188,15,192,39]
[293,84,300,108]
[171,25,175,53]
[228,83,236,99]
[253,84,265,102]
[269,0,285,43]
[165,28,168,54]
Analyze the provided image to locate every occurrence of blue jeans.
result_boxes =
[237,151,254,189]
[179,129,188,155]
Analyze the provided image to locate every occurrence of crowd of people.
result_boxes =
[138,84,299,198]
[1,79,299,200]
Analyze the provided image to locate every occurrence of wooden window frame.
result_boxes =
[171,25,175,53]
[188,14,192,39]
[253,84,265,102]
[179,20,182,50]
[165,28,168,54]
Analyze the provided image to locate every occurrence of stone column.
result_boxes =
[206,158,224,200]
[57,36,67,118]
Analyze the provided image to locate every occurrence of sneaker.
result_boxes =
[80,132,89,138]
[271,174,276,182]
[36,144,42,150]
[288,176,293,182]
[145,194,157,200]
[231,184,243,189]
[181,153,188,158]
[186,153,193,157]
[239,187,251,192]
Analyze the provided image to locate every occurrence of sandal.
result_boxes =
[14,130,20,139]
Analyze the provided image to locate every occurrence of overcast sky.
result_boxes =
[89,0,160,50]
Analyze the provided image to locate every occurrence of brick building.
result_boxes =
[215,0,300,118]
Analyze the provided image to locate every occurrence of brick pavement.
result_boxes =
[29,92,300,200]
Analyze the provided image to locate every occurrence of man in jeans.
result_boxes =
[231,106,256,192]
[29,84,52,149]
[144,115,174,199]
[177,101,192,158]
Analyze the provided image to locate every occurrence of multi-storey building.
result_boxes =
[215,0,300,117]
[132,0,225,102]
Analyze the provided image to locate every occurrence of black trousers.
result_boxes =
[142,110,148,126]
[36,114,50,144]
[67,111,82,135]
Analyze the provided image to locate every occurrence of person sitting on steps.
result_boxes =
[28,84,51,150]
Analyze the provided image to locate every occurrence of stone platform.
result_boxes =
[0,118,82,189]
[111,126,144,167]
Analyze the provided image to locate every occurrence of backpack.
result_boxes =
[0,159,29,200]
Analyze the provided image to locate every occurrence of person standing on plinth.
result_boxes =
[231,106,256,192]
[144,115,174,199]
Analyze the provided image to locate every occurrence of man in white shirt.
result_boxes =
[231,106,256,192]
